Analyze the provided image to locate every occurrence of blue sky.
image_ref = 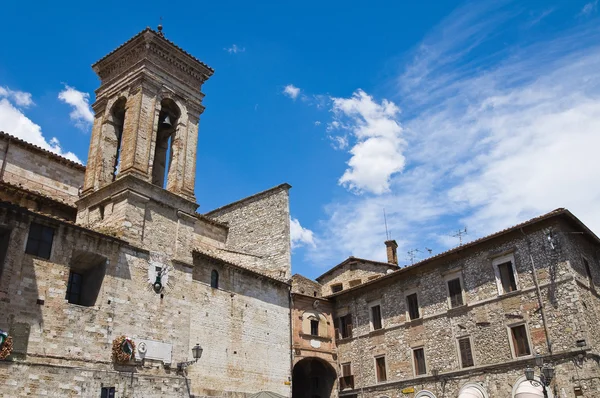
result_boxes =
[1,0,600,279]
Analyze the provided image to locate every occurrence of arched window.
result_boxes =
[152,98,180,188]
[108,98,126,182]
[211,270,219,289]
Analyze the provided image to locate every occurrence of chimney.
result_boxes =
[385,240,398,265]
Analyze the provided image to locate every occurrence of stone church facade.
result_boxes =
[292,209,600,398]
[0,28,292,397]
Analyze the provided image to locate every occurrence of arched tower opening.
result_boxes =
[152,98,180,188]
[109,97,126,181]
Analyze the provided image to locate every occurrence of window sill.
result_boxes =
[498,290,521,298]
[65,301,100,311]
[369,328,386,336]
[405,318,423,326]
[300,333,331,342]
[447,304,468,313]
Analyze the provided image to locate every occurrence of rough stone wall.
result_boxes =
[189,256,291,397]
[292,274,323,298]
[331,219,600,398]
[206,185,292,280]
[318,260,396,296]
[0,137,84,206]
[0,205,292,398]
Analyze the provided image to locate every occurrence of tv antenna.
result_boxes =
[383,208,390,241]
[451,227,468,246]
[407,249,421,265]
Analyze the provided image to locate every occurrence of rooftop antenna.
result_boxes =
[383,208,390,241]
[157,16,164,36]
[451,227,468,246]
[426,247,433,255]
[407,249,421,265]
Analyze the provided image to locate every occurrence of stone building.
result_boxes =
[0,28,292,397]
[293,208,600,398]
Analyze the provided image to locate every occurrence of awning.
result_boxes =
[514,380,545,398]
[247,392,287,398]
[458,383,487,398]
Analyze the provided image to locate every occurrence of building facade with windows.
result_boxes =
[0,28,293,397]
[294,208,600,398]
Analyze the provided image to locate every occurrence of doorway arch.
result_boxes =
[292,357,337,398]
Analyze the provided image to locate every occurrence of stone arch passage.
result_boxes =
[292,357,337,398]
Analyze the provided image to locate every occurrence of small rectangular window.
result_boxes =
[0,228,11,282]
[413,348,426,375]
[348,279,361,287]
[310,319,319,336]
[375,356,387,382]
[331,283,343,293]
[447,278,464,308]
[341,362,352,377]
[498,261,517,293]
[336,314,353,339]
[101,387,116,398]
[510,324,531,357]
[66,271,83,305]
[458,337,474,368]
[371,305,383,330]
[25,222,55,259]
[584,258,593,286]
[406,293,420,320]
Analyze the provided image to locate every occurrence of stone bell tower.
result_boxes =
[76,27,214,245]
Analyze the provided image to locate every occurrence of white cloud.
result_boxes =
[58,85,94,130]
[329,90,406,195]
[225,44,245,54]
[0,86,33,107]
[314,121,321,126]
[580,0,598,16]
[290,217,316,250]
[301,2,600,270]
[283,84,301,100]
[0,90,81,163]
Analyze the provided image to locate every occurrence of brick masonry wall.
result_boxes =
[206,185,292,280]
[0,138,84,206]
[331,219,600,398]
[0,206,292,397]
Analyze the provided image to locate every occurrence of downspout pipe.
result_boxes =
[520,227,553,354]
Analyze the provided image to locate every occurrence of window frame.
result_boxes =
[65,270,83,305]
[341,362,352,377]
[444,272,466,309]
[369,301,383,331]
[456,335,475,368]
[412,347,427,376]
[374,355,387,383]
[310,319,319,336]
[405,290,421,321]
[492,253,519,295]
[331,283,343,293]
[583,257,594,288]
[25,222,55,260]
[210,269,219,289]
[507,323,532,358]
[336,313,353,339]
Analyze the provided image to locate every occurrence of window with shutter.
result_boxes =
[310,319,319,336]
[498,261,517,293]
[375,356,387,382]
[458,337,474,367]
[510,324,531,357]
[371,305,383,330]
[25,222,55,259]
[413,348,426,375]
[447,278,464,308]
[406,293,420,320]
[342,362,352,376]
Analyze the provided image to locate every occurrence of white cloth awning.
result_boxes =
[458,383,487,398]
[514,380,545,398]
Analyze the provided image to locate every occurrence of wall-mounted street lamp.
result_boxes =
[177,343,203,372]
[525,355,555,398]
